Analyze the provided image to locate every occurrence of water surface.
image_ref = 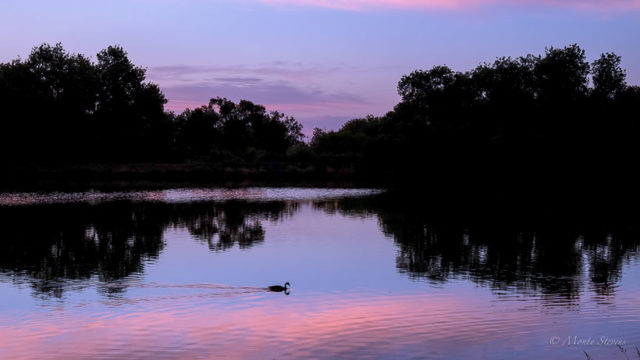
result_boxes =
[0,188,638,359]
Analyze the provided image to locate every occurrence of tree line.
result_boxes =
[310,44,640,193]
[1,43,639,192]
[0,43,303,166]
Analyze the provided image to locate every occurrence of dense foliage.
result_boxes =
[0,43,303,166]
[2,43,639,193]
[311,44,640,192]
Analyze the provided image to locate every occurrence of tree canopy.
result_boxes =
[311,44,640,193]
[0,43,303,166]
[2,43,639,194]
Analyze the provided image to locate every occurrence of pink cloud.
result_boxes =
[165,99,204,112]
[263,101,370,112]
[164,99,368,113]
[257,0,640,11]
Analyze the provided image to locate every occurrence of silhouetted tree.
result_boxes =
[0,43,99,164]
[175,97,303,162]
[311,44,640,197]
[591,52,626,99]
[94,45,170,161]
[535,44,590,103]
[0,43,304,171]
[2,43,639,190]
[175,103,223,160]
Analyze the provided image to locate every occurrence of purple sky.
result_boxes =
[1,0,639,135]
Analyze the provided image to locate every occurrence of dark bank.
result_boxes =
[1,43,639,206]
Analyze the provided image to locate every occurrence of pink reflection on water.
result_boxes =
[0,290,561,360]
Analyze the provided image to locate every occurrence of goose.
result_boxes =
[268,282,290,292]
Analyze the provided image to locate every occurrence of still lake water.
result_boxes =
[0,187,639,359]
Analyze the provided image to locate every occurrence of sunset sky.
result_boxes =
[2,0,639,134]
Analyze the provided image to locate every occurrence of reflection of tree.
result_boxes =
[176,201,298,251]
[581,229,640,298]
[319,195,640,303]
[0,200,297,297]
[0,202,167,297]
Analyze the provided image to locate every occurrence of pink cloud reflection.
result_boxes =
[0,292,545,360]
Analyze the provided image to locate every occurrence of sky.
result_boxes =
[1,0,639,135]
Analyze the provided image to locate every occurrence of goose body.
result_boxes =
[268,282,290,292]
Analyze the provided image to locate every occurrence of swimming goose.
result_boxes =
[268,282,290,292]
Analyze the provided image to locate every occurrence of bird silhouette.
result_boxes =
[268,282,290,294]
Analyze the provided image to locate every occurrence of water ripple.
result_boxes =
[0,188,383,206]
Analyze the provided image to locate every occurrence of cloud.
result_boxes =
[149,63,369,118]
[215,77,263,85]
[148,63,392,134]
[255,0,640,11]
[258,0,485,11]
[295,115,356,136]
[161,81,371,136]
[148,63,336,85]
[162,82,366,110]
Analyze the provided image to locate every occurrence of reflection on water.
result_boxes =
[0,187,382,206]
[317,196,640,304]
[0,188,639,359]
[0,200,301,297]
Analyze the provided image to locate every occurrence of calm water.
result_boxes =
[0,188,639,360]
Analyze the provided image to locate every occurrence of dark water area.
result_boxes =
[0,188,639,359]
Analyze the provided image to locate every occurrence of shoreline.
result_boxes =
[1,163,377,192]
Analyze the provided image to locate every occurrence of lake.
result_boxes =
[0,187,639,359]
